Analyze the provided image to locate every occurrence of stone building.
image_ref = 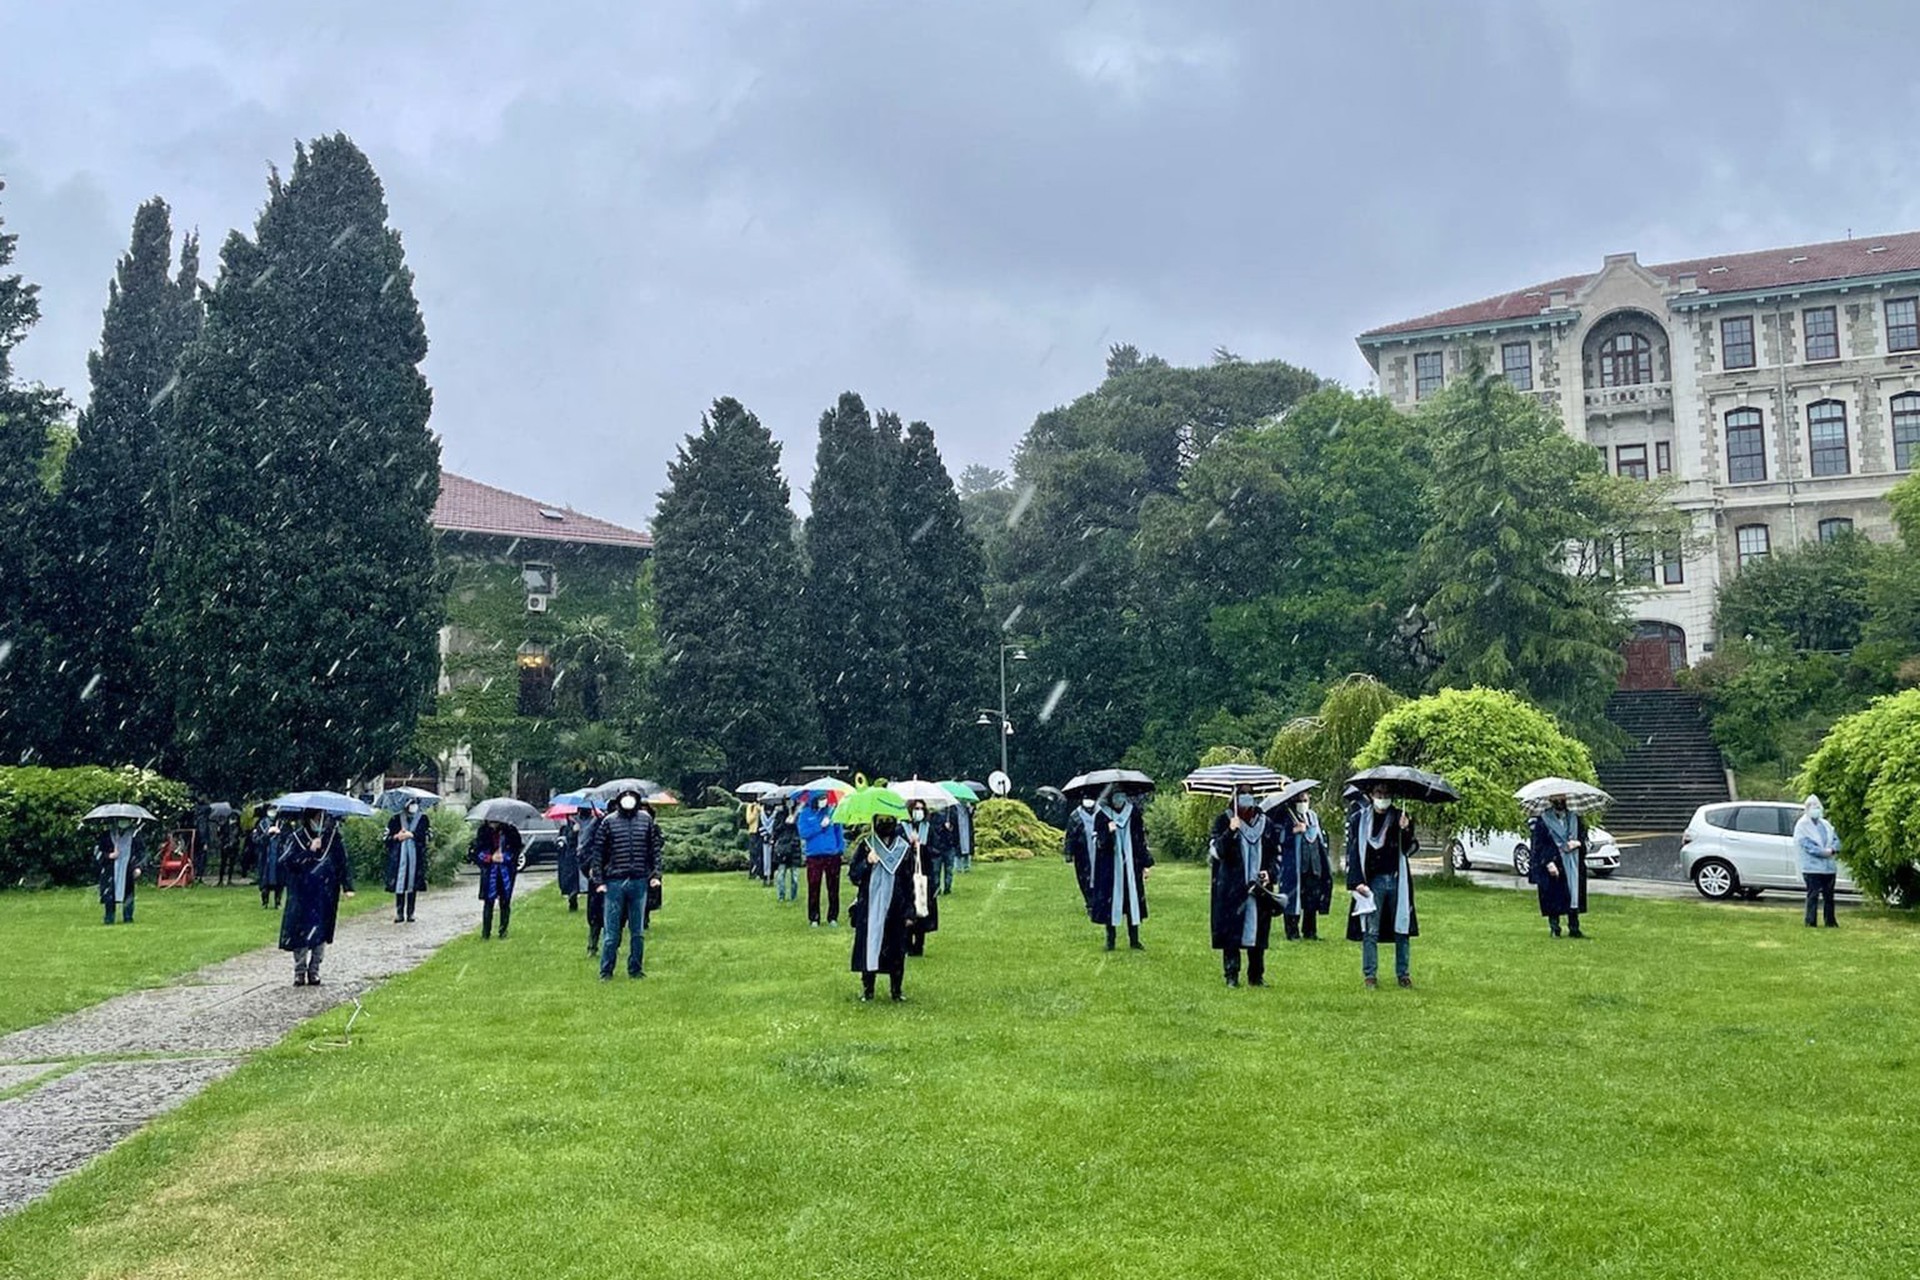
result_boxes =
[1358,230,1920,687]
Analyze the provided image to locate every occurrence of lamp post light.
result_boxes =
[994,643,1028,781]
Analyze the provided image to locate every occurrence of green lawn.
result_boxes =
[0,883,385,1036]
[3,862,1918,1278]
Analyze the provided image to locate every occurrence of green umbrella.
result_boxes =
[830,785,909,827]
[938,780,981,803]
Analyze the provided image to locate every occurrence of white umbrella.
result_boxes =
[1514,777,1612,816]
[888,779,957,809]
[83,803,156,823]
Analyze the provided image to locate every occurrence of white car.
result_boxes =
[1449,827,1620,878]
[1681,801,1856,900]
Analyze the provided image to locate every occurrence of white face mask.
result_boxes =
[1080,798,1097,812]
[405,804,419,816]
[1806,799,1825,820]
[619,796,638,813]
[1371,797,1391,814]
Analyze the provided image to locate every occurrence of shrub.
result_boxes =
[1267,674,1405,853]
[657,805,749,874]
[0,766,192,888]
[1795,688,1920,904]
[1353,687,1596,839]
[972,799,1063,863]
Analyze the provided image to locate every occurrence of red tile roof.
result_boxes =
[433,471,653,550]
[1361,229,1920,339]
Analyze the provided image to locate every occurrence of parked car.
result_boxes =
[1681,801,1857,901]
[1449,827,1620,878]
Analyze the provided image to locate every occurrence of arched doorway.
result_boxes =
[1621,620,1686,690]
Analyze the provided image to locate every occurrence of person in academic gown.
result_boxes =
[849,815,916,1002]
[556,814,584,912]
[903,801,939,957]
[278,810,355,986]
[1279,792,1333,941]
[752,800,780,885]
[250,806,286,909]
[1089,787,1151,951]
[470,820,522,939]
[1345,786,1420,989]
[385,800,430,923]
[1528,796,1590,939]
[95,819,145,925]
[1065,794,1099,917]
[578,810,604,955]
[1209,790,1280,987]
[770,801,804,904]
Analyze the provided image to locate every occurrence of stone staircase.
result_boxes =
[1596,690,1732,832]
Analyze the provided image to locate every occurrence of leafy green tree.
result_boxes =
[651,396,821,779]
[1796,688,1920,904]
[1716,529,1880,653]
[1265,674,1407,850]
[46,198,204,765]
[149,135,442,798]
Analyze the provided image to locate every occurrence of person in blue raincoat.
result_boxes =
[1795,794,1842,929]
[1279,791,1333,941]
[797,791,846,928]
[385,799,430,924]
[470,820,522,940]
[278,810,354,986]
[1527,795,1589,939]
[1210,789,1280,987]
[94,818,145,925]
[250,805,286,909]
[1089,786,1151,951]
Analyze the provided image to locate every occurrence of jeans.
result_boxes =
[482,896,512,938]
[601,878,648,977]
[935,853,955,895]
[806,857,842,924]
[775,864,799,902]
[1360,873,1411,980]
[1803,872,1838,926]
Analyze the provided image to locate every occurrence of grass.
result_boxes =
[0,883,385,1036]
[2,862,1919,1277]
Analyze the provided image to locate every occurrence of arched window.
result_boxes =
[1807,400,1850,477]
[1599,333,1653,387]
[1891,391,1920,471]
[1725,407,1766,483]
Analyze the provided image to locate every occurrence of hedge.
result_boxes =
[0,766,192,888]
[1795,688,1920,904]
[971,799,1063,863]
[657,806,750,874]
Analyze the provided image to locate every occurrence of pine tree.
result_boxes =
[652,396,820,778]
[888,419,993,777]
[0,180,70,759]
[47,198,203,764]
[149,136,442,797]
[804,392,908,773]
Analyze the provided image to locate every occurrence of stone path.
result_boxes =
[0,878,500,1215]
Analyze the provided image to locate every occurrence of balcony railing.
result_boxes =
[1585,381,1672,414]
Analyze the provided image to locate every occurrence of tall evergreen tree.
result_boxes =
[0,179,70,759]
[804,392,908,773]
[149,135,442,797]
[652,396,820,778]
[887,419,993,778]
[48,198,203,764]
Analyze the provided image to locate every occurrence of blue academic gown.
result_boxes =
[278,824,353,950]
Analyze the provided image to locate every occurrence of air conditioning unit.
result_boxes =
[525,594,550,614]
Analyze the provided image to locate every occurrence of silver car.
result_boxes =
[1681,801,1856,900]
[1449,827,1620,878]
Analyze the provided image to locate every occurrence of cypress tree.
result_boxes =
[803,392,908,773]
[50,198,203,764]
[888,419,993,777]
[652,396,821,778]
[150,135,442,797]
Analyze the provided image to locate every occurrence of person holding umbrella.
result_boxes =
[1273,782,1332,942]
[770,799,803,904]
[386,799,431,924]
[1209,788,1280,987]
[1346,783,1421,989]
[797,785,848,928]
[278,808,355,986]
[469,819,523,940]
[1529,794,1591,940]
[850,812,916,1002]
[86,806,151,925]
[1089,785,1151,951]
[556,811,584,914]
[902,799,939,957]
[586,786,665,979]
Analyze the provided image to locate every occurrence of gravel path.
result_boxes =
[0,877,501,1215]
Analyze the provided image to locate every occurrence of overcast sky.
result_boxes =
[5,1,1920,529]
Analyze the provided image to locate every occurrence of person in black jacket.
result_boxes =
[587,788,665,979]
[386,801,430,923]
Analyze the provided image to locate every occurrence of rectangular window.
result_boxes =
[1807,400,1850,477]
[1414,352,1445,399]
[1736,523,1771,567]
[1894,393,1920,470]
[1501,341,1533,391]
[1661,546,1684,585]
[521,562,557,595]
[1726,409,1767,483]
[1616,444,1649,480]
[1721,316,1755,369]
[1655,441,1672,476]
[1888,297,1920,353]
[1803,306,1839,361]
[1622,537,1656,583]
[516,643,553,716]
[1818,517,1854,542]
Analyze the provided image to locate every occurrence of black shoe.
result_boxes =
[859,991,873,1002]
[630,970,645,979]
[1248,978,1266,987]
[1226,976,1240,988]
[293,973,307,987]
[395,916,405,924]
[891,992,905,1003]
[1105,938,1116,952]
[308,974,323,987]
[599,973,612,982]
[1550,927,1562,938]
[1568,930,1586,939]
[1129,940,1146,951]
[1397,975,1412,989]
[498,931,508,941]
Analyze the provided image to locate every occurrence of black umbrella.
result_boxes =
[591,778,663,801]
[1063,768,1156,798]
[467,798,551,827]
[1259,778,1322,813]
[1345,765,1459,805]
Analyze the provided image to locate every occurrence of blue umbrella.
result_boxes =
[271,790,377,818]
[373,786,442,813]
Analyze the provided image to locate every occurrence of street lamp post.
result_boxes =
[995,643,1027,781]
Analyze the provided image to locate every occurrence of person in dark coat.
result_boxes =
[751,800,779,885]
[278,810,355,986]
[1065,794,1099,916]
[587,789,665,979]
[1279,791,1333,941]
[95,818,145,925]
[1210,790,1280,986]
[578,810,605,955]
[556,812,584,913]
[1345,786,1420,989]
[928,802,960,897]
[252,806,286,909]
[386,800,430,924]
[850,814,916,1001]
[902,801,939,957]
[771,802,803,904]
[1528,796,1590,939]
[470,820,522,940]
[1089,787,1151,951]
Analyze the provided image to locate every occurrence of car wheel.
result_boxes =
[1511,846,1532,878]
[1450,840,1471,871]
[1592,867,1615,879]
[1692,858,1738,900]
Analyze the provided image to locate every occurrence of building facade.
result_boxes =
[1358,231,1920,684]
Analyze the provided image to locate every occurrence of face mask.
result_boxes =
[1294,800,1309,816]
[1371,797,1391,814]
[1238,797,1258,814]
[1807,799,1825,820]
[1080,798,1097,812]
[619,796,638,813]
[405,803,419,816]
[305,816,321,831]
[909,807,925,822]
[816,797,829,810]
[874,819,898,839]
